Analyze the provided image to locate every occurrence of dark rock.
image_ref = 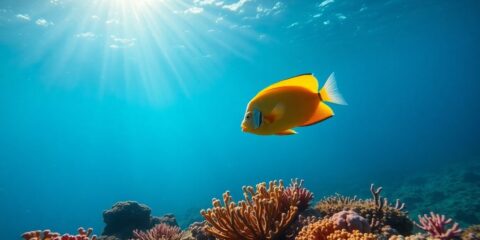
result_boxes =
[101,201,178,240]
[102,201,152,239]
[151,213,178,227]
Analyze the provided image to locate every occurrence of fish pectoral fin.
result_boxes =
[276,129,297,135]
[300,102,334,127]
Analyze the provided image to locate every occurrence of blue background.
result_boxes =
[0,0,479,238]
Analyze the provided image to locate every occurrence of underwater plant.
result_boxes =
[132,223,183,240]
[414,212,462,240]
[200,180,299,240]
[315,184,413,235]
[22,227,97,240]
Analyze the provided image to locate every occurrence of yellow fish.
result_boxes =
[241,73,346,135]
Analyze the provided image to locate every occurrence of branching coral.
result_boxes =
[315,184,413,235]
[414,212,462,240]
[22,227,97,240]
[132,223,183,240]
[283,178,314,212]
[200,180,299,240]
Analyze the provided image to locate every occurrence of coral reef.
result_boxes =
[294,218,377,240]
[414,212,462,240]
[22,227,97,240]
[462,225,480,240]
[283,178,314,212]
[22,179,478,240]
[315,184,413,235]
[185,222,215,240]
[200,180,299,240]
[132,223,183,240]
[101,201,178,240]
[330,210,371,233]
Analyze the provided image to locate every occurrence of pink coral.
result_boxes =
[414,212,462,240]
[22,227,97,240]
[132,223,182,240]
[330,210,371,233]
[283,178,314,212]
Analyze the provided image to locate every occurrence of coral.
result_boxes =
[186,222,215,240]
[132,223,182,240]
[22,227,97,240]
[200,180,299,240]
[462,225,480,240]
[101,201,178,239]
[388,234,428,240]
[295,219,337,240]
[315,184,413,235]
[284,213,321,240]
[295,219,377,240]
[326,229,377,240]
[414,212,462,240]
[283,179,314,212]
[330,210,371,233]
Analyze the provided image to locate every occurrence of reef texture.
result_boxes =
[295,218,377,240]
[22,227,97,240]
[22,179,476,240]
[200,180,300,240]
[315,184,413,235]
[461,225,480,240]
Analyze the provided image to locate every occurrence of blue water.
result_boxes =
[1,0,479,238]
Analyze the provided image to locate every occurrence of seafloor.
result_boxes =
[21,159,480,240]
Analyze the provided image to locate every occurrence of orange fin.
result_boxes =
[300,102,334,127]
[256,73,319,98]
[276,129,297,135]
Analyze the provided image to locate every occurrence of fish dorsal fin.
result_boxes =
[256,73,319,97]
[276,129,297,135]
[300,102,334,127]
[264,103,284,124]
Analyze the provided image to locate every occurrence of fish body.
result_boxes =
[241,73,346,135]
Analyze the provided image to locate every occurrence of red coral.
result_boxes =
[132,223,182,240]
[22,227,97,240]
[415,212,462,240]
[283,178,314,212]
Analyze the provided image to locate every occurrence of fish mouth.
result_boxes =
[241,125,247,132]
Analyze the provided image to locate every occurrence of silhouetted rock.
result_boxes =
[100,201,178,240]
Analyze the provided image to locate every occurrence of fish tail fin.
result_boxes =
[319,72,347,105]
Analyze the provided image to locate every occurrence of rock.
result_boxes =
[152,213,179,227]
[100,201,178,240]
